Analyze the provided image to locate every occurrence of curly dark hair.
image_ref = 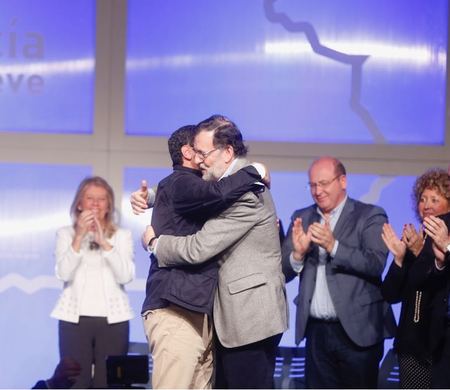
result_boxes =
[196,114,248,157]
[412,168,450,221]
[168,125,196,167]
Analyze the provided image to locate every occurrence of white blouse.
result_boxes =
[51,226,135,324]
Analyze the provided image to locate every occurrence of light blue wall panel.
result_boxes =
[126,0,447,144]
[0,0,95,133]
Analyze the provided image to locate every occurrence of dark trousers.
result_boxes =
[214,333,282,389]
[59,317,129,388]
[305,318,383,389]
[432,324,450,388]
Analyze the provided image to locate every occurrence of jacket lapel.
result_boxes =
[331,197,355,240]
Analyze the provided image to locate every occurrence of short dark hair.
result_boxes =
[168,125,196,166]
[196,114,248,157]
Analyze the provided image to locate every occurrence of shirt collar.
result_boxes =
[219,158,239,180]
[316,195,348,220]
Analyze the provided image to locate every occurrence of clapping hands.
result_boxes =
[382,223,407,267]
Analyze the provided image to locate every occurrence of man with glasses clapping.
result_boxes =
[281,156,396,389]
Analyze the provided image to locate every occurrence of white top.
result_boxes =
[79,246,108,317]
[51,226,135,324]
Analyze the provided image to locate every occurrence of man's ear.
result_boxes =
[340,175,347,191]
[223,145,234,163]
[181,145,194,160]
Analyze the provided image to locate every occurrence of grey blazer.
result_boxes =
[156,158,289,348]
[282,198,396,347]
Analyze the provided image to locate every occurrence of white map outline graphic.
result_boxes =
[264,0,386,143]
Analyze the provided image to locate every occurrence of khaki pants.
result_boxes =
[143,305,213,389]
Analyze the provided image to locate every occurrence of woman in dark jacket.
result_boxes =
[381,168,450,388]
[422,210,450,388]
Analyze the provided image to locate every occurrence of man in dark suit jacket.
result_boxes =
[131,125,266,389]
[281,156,396,389]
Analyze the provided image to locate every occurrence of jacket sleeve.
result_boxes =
[103,229,135,285]
[381,261,407,304]
[172,166,262,216]
[156,193,262,267]
[54,227,83,282]
[331,206,388,278]
[407,213,450,287]
[407,242,447,287]
[381,250,418,303]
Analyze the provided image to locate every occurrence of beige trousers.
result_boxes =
[143,304,213,389]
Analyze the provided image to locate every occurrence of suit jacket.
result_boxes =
[381,248,439,360]
[155,158,289,348]
[413,212,450,357]
[282,197,396,347]
[142,164,262,315]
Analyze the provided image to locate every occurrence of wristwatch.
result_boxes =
[146,236,158,253]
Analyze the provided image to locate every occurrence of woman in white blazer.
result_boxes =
[51,176,135,388]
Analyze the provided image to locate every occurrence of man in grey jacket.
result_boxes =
[143,115,288,389]
[281,156,396,388]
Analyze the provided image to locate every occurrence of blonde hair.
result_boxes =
[70,176,117,237]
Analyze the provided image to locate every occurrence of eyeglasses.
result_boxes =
[307,175,341,191]
[193,147,219,161]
